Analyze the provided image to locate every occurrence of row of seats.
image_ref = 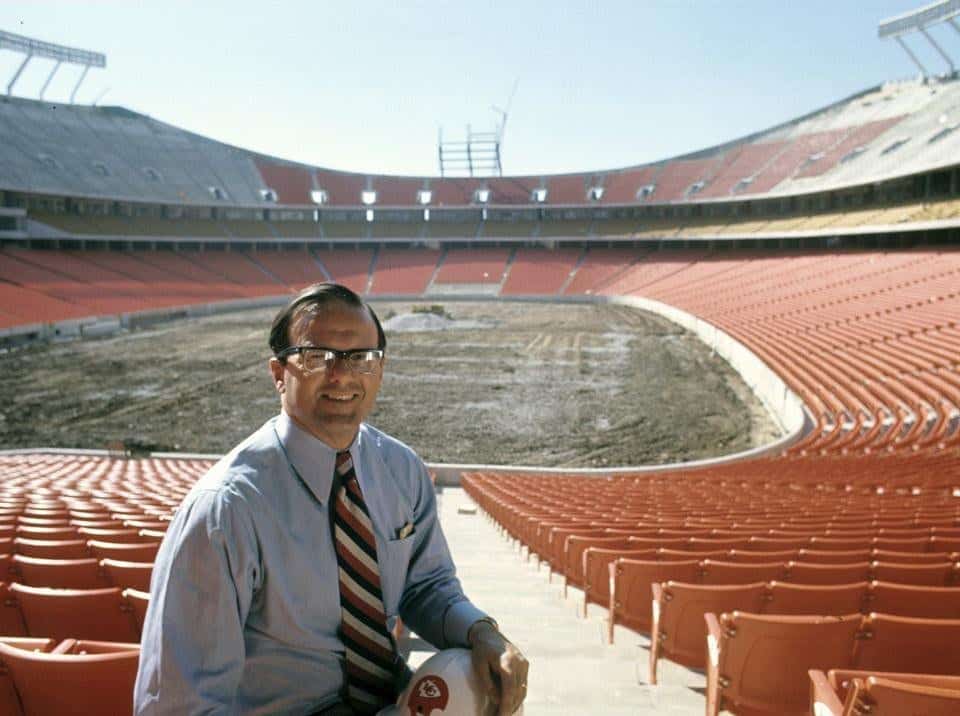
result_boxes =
[465,466,960,713]
[0,581,149,644]
[0,461,181,714]
[810,669,960,715]
[649,580,960,685]
[10,245,957,461]
[609,557,959,639]
[30,196,949,242]
[0,636,140,716]
[2,555,153,591]
[704,611,960,715]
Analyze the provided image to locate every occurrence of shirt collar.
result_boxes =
[274,411,360,505]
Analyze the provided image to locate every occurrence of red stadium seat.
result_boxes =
[0,637,56,716]
[8,584,140,643]
[100,559,153,593]
[85,541,160,563]
[705,611,861,716]
[0,637,139,716]
[11,555,110,590]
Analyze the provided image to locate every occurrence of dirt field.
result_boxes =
[0,301,781,467]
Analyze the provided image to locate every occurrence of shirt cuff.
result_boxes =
[443,600,490,648]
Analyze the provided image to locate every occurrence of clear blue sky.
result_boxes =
[1,1,952,176]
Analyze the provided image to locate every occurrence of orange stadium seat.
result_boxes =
[8,584,140,643]
[12,538,89,560]
[85,541,161,563]
[810,669,960,716]
[122,588,150,635]
[0,638,139,716]
[705,611,862,716]
[11,555,111,590]
[649,581,767,684]
[0,637,56,716]
[99,559,153,593]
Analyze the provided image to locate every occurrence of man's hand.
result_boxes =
[467,620,529,715]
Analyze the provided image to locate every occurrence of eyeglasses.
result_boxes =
[276,346,384,375]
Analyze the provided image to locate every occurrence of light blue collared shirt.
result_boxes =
[134,413,487,715]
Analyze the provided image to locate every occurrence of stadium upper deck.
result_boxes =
[2,76,958,211]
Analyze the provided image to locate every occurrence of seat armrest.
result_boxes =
[809,669,844,716]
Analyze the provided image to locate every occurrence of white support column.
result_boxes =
[69,64,90,103]
[896,36,930,76]
[6,52,32,96]
[39,60,61,100]
[919,27,956,73]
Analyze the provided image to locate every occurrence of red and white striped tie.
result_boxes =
[332,450,398,714]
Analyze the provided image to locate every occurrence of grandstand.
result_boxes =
[2,14,960,716]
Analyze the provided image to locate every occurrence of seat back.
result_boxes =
[86,541,160,563]
[9,583,140,643]
[653,581,766,671]
[563,535,635,585]
[0,638,56,716]
[871,561,955,586]
[75,528,145,544]
[873,549,953,564]
[582,548,658,615]
[827,669,960,703]
[710,612,861,716]
[99,559,154,593]
[700,560,784,585]
[610,559,701,635]
[0,638,139,716]
[744,537,811,551]
[846,675,960,716]
[122,588,150,634]
[0,582,26,636]
[726,549,797,564]
[853,614,960,675]
[13,538,89,560]
[764,582,868,616]
[784,561,872,585]
[866,582,960,619]
[796,549,872,564]
[12,555,110,590]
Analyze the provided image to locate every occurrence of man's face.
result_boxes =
[269,301,383,449]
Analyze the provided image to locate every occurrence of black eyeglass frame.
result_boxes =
[275,346,384,374]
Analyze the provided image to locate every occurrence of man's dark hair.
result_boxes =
[269,282,386,358]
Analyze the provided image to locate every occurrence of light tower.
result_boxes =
[879,0,960,77]
[0,30,106,102]
[436,79,519,177]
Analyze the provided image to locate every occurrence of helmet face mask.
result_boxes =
[378,648,501,716]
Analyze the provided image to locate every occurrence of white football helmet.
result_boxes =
[378,648,508,716]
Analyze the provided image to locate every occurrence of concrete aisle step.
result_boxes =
[433,487,708,715]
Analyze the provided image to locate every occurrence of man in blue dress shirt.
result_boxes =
[134,283,527,715]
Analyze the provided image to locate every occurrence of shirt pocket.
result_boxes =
[378,533,415,617]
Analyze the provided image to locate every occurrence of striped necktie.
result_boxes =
[332,450,398,714]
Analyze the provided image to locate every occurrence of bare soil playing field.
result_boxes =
[0,301,780,467]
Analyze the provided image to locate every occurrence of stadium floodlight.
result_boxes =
[437,80,516,177]
[879,0,960,76]
[0,30,106,101]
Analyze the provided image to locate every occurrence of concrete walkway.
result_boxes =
[403,487,708,715]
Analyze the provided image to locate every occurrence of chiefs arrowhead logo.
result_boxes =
[406,675,450,715]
